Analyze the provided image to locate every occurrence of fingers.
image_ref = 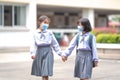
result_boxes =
[93,61,98,67]
[62,56,67,62]
[31,55,36,59]
[94,61,98,67]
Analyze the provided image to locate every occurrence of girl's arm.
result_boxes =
[51,32,62,56]
[64,34,78,57]
[91,35,99,61]
[30,33,37,56]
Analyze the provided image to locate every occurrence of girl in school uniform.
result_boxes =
[62,18,99,80]
[30,15,62,80]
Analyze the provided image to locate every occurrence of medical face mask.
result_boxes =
[77,26,83,32]
[41,23,49,30]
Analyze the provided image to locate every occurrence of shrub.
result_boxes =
[96,34,120,43]
[116,35,120,43]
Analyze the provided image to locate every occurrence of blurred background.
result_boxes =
[0,0,120,50]
[0,0,120,80]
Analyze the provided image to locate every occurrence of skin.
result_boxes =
[42,76,48,80]
[93,61,98,67]
[62,56,67,62]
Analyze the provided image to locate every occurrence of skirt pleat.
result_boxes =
[31,45,54,76]
[74,50,93,79]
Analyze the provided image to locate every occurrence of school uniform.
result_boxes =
[64,32,99,79]
[30,29,62,76]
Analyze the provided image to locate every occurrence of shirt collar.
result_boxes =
[36,29,47,33]
[80,32,90,36]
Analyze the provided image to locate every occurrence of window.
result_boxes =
[0,4,26,27]
[14,6,26,26]
[4,5,12,26]
[0,5,2,26]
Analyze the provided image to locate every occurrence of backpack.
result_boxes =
[76,33,97,67]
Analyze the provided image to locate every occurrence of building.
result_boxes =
[0,0,120,52]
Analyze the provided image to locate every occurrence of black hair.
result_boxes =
[37,15,50,29]
[77,18,92,32]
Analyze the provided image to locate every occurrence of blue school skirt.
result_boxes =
[31,45,54,76]
[74,50,93,79]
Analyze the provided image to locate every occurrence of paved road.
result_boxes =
[0,52,120,80]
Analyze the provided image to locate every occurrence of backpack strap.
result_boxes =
[76,33,80,46]
[76,33,80,53]
[89,33,93,49]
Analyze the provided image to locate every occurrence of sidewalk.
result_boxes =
[0,46,120,63]
[0,52,31,63]
[0,47,120,80]
[0,51,64,63]
[0,53,120,80]
[0,46,72,63]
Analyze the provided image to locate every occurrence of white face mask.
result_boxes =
[77,26,83,32]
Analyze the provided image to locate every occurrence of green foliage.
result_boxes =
[116,35,120,43]
[96,34,120,44]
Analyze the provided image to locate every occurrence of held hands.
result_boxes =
[61,56,67,62]
[61,51,68,62]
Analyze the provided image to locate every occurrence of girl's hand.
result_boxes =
[62,56,67,62]
[31,55,36,59]
[93,61,98,67]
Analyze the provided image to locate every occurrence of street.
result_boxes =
[0,52,120,80]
